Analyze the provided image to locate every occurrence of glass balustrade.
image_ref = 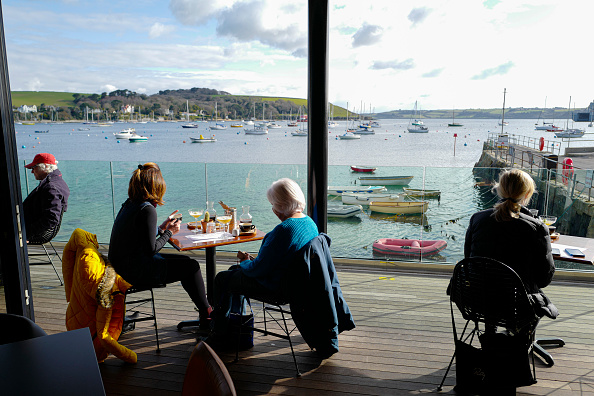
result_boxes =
[20,160,594,273]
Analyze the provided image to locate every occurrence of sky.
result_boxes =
[2,0,593,113]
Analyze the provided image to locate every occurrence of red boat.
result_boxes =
[350,165,376,173]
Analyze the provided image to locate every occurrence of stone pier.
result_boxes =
[474,140,594,238]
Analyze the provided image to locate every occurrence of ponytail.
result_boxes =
[492,170,535,222]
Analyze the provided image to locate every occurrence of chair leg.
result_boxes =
[534,338,565,367]
[149,289,161,353]
[278,307,301,377]
[124,288,160,352]
[42,244,64,286]
[437,352,456,392]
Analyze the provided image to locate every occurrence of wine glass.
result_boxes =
[188,208,204,233]
[539,215,557,226]
[217,214,232,233]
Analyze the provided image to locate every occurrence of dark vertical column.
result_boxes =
[307,0,329,233]
[0,1,34,318]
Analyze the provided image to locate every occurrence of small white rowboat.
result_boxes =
[327,205,363,218]
[341,192,406,205]
[358,176,414,186]
[328,186,388,195]
[402,188,441,198]
[369,200,428,215]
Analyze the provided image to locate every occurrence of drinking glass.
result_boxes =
[539,215,557,226]
[217,214,233,233]
[188,208,204,233]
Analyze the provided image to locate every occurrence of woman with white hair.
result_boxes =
[209,178,319,342]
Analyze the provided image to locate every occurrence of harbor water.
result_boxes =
[16,119,593,264]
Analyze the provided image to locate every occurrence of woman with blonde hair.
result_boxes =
[465,169,555,296]
[109,163,212,328]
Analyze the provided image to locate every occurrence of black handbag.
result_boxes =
[228,294,254,350]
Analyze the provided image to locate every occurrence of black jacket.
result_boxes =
[108,199,172,286]
[23,169,70,241]
[464,206,557,318]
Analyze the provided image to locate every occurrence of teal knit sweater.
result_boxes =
[239,216,318,291]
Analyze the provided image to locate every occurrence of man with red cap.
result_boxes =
[23,153,70,242]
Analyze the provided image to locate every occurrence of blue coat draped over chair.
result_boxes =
[287,233,355,358]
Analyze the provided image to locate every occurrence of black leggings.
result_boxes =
[158,253,210,312]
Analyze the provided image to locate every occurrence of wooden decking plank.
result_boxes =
[17,261,594,395]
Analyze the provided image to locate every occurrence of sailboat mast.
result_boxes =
[501,88,506,135]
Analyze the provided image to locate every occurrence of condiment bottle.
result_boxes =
[229,208,237,232]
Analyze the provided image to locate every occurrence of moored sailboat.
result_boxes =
[448,108,463,127]
[407,101,429,133]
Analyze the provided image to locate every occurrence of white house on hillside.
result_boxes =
[17,105,37,113]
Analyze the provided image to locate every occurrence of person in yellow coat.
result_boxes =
[62,228,137,363]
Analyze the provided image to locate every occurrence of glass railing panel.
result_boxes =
[21,160,114,243]
[196,163,307,252]
[327,165,431,262]
[17,159,594,274]
[109,161,208,235]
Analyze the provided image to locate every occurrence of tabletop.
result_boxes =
[0,328,106,396]
[551,234,594,265]
[169,222,266,251]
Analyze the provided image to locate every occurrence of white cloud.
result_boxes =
[4,0,594,112]
[102,84,117,93]
[351,24,383,48]
[407,7,432,27]
[27,78,43,91]
[471,62,515,80]
[371,59,414,71]
[149,22,175,39]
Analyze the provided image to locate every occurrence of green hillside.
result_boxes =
[11,91,83,107]
[11,89,577,121]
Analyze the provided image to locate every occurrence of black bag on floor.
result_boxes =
[454,338,488,394]
[479,332,536,388]
[454,331,535,395]
[228,294,254,350]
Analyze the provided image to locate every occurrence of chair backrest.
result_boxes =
[450,257,539,333]
[182,341,237,396]
[0,313,47,345]
[28,205,65,245]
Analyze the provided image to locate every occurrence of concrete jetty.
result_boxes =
[474,133,594,238]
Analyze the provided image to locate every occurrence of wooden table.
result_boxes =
[0,328,106,396]
[551,234,594,265]
[169,223,265,307]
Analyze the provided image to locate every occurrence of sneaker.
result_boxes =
[121,321,135,334]
[122,311,140,334]
[199,306,214,331]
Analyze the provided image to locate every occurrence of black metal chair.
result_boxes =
[438,257,561,393]
[123,284,165,352]
[0,313,47,345]
[234,293,301,377]
[27,206,65,285]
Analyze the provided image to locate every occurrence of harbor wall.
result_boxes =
[474,145,594,238]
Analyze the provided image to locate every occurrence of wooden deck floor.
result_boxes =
[19,249,594,395]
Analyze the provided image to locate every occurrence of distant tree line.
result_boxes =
[16,87,310,121]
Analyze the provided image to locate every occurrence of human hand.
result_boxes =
[160,210,181,233]
[237,251,251,261]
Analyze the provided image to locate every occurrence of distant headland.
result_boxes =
[10,88,585,121]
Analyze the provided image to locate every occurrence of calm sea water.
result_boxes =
[16,119,592,264]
